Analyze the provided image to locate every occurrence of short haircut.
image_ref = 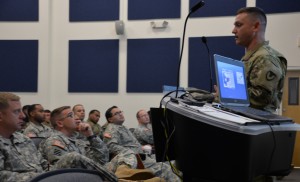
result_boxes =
[136,110,143,119]
[105,106,118,121]
[22,105,30,112]
[0,92,20,111]
[237,7,267,26]
[89,109,100,115]
[27,104,40,117]
[72,104,83,111]
[44,109,51,113]
[50,106,71,129]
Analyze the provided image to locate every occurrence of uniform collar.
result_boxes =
[242,41,269,61]
[0,132,27,145]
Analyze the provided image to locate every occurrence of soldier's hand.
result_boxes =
[213,85,219,98]
[77,123,93,137]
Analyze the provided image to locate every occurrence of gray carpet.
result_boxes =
[278,168,300,181]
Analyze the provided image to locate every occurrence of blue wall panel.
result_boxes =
[0,0,38,21]
[189,0,246,18]
[188,36,244,92]
[257,0,300,14]
[127,38,180,92]
[69,40,119,92]
[128,0,180,20]
[0,40,38,92]
[69,0,119,21]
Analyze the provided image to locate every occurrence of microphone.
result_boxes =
[201,36,213,93]
[175,1,205,98]
[201,36,207,44]
[190,1,205,13]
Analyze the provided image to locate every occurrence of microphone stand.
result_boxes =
[175,1,205,98]
[201,36,213,93]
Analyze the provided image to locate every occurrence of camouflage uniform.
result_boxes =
[39,130,137,181]
[71,131,87,140]
[102,121,109,131]
[23,121,53,138]
[39,130,109,165]
[87,119,103,139]
[0,131,119,182]
[103,123,181,182]
[0,132,47,182]
[42,121,53,128]
[133,123,154,145]
[242,41,287,112]
[52,152,118,182]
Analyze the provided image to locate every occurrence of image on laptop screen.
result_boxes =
[214,54,249,106]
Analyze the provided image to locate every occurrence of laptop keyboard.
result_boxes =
[213,104,293,124]
[224,106,272,116]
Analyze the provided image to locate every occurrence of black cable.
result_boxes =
[159,89,186,108]
[162,101,183,180]
[159,100,173,179]
[263,121,277,175]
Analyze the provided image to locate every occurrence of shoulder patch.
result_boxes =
[52,140,65,149]
[27,133,37,138]
[266,71,276,81]
[103,132,112,138]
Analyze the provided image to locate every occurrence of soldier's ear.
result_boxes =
[56,120,64,128]
[253,21,260,31]
[107,118,113,123]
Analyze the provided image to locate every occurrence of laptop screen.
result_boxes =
[214,54,249,106]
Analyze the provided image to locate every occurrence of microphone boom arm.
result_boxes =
[175,1,205,98]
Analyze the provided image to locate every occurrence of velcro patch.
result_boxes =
[27,133,37,138]
[52,140,65,149]
[103,133,112,138]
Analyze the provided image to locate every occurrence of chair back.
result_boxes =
[30,137,46,148]
[29,168,103,182]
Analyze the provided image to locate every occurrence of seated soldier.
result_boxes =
[71,104,87,140]
[19,104,30,132]
[23,104,53,138]
[103,106,181,182]
[86,109,103,139]
[133,109,154,147]
[72,104,85,122]
[40,106,162,182]
[0,92,116,182]
[42,109,52,128]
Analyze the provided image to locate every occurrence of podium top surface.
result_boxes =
[163,99,300,135]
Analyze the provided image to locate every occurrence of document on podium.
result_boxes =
[185,104,260,125]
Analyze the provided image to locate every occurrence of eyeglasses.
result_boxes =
[139,114,149,118]
[112,111,123,116]
[60,112,74,120]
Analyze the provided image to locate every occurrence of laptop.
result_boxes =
[213,54,293,125]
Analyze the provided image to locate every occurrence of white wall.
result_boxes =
[2,0,300,128]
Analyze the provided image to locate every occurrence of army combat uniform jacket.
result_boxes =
[39,130,118,181]
[242,41,287,112]
[86,119,103,139]
[103,123,181,182]
[133,123,154,146]
[0,132,47,182]
[23,121,53,138]
[40,130,108,165]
